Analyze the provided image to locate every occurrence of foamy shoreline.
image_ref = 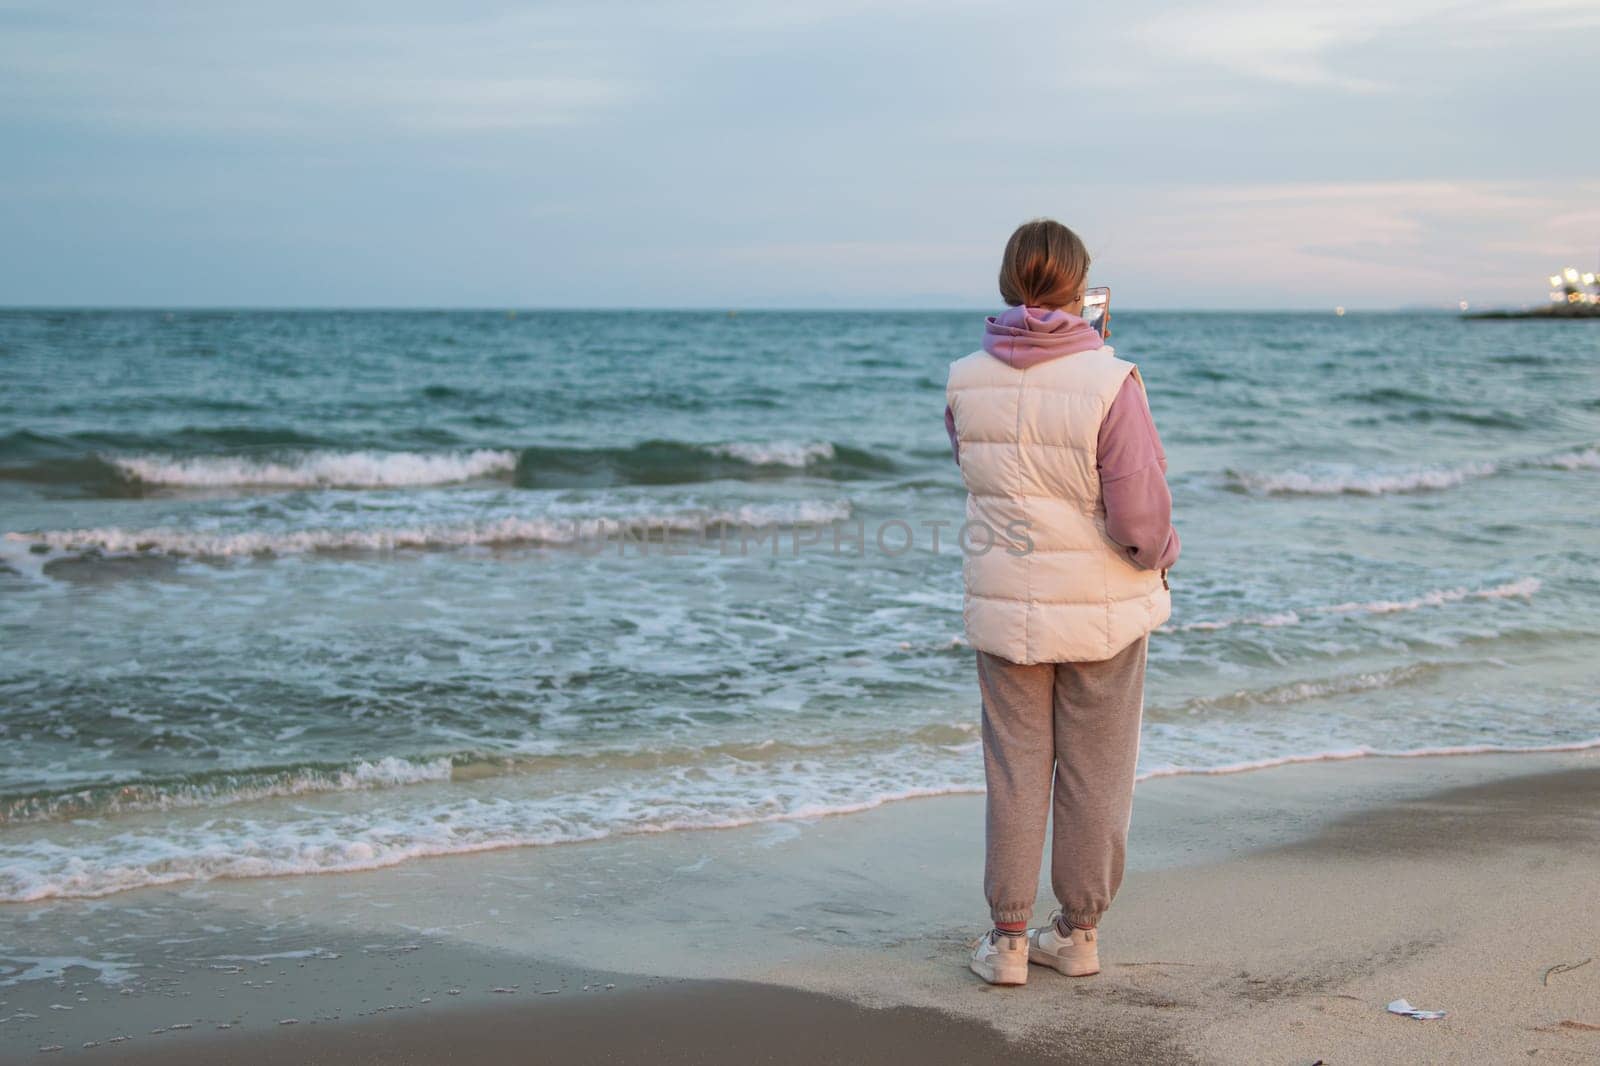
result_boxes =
[7,734,1599,904]
[5,747,1596,1063]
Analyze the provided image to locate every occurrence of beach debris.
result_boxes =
[217,1023,233,1030]
[48,1004,71,1010]
[278,1018,298,1025]
[81,1041,99,1048]
[605,983,615,990]
[1542,958,1592,986]
[107,1035,129,1043]
[170,1022,192,1030]
[447,988,462,996]
[491,986,518,994]
[1386,998,1447,1021]
[419,997,432,1004]
[38,1045,63,1053]
[540,989,560,995]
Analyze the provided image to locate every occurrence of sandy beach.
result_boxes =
[3,748,1595,1064]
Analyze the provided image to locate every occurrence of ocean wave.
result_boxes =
[0,755,983,902]
[110,449,518,489]
[0,724,985,827]
[1533,446,1600,471]
[705,441,836,467]
[1169,578,1540,633]
[1226,462,1496,496]
[1321,577,1541,616]
[1,438,886,495]
[514,439,882,488]
[1135,736,1600,783]
[114,441,852,489]
[1175,662,1444,714]
[0,756,455,826]
[1226,443,1597,497]
[4,500,855,559]
[6,732,1597,903]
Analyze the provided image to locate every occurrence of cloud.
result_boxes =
[0,6,634,135]
[1099,180,1598,306]
[1129,0,1600,92]
[0,1,1594,306]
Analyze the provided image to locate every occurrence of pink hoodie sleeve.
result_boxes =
[1098,373,1180,571]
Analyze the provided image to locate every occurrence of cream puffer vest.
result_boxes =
[946,344,1170,664]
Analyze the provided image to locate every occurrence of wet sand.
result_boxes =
[5,750,1598,1064]
[81,980,1158,1066]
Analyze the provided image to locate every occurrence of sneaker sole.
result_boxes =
[969,958,1028,986]
[1028,951,1099,978]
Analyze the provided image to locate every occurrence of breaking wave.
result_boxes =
[1226,462,1497,496]
[0,757,455,825]
[1,439,883,494]
[1226,444,1598,497]
[1175,662,1445,714]
[5,500,854,559]
[109,450,518,489]
[1169,578,1540,633]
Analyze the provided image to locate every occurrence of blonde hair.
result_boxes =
[998,219,1090,309]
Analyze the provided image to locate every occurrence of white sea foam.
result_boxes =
[1230,462,1497,496]
[706,441,835,467]
[109,449,519,489]
[1231,441,1599,497]
[1135,736,1600,783]
[1179,662,1442,713]
[1533,445,1600,471]
[0,956,142,989]
[5,500,853,559]
[1176,611,1302,632]
[1170,578,1540,632]
[6,733,1598,903]
[0,769,983,903]
[1321,577,1541,616]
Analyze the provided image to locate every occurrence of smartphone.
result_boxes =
[1082,286,1110,338]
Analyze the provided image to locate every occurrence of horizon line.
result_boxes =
[0,304,1484,315]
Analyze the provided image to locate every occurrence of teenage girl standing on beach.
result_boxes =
[944,219,1180,986]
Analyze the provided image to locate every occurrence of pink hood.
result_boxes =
[982,305,1104,368]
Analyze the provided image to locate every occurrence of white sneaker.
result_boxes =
[1028,915,1100,977]
[968,930,1029,986]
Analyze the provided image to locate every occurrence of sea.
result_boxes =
[2,309,1597,904]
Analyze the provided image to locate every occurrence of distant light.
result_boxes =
[1458,300,1469,311]
[1564,267,1581,283]
[1334,306,1346,316]
[1549,275,1563,287]
[1585,273,1597,286]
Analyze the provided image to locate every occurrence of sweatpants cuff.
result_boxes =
[990,903,1034,925]
[1063,910,1101,929]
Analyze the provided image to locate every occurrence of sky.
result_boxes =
[2,1,1597,310]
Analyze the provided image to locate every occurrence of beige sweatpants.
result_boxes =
[977,635,1147,929]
